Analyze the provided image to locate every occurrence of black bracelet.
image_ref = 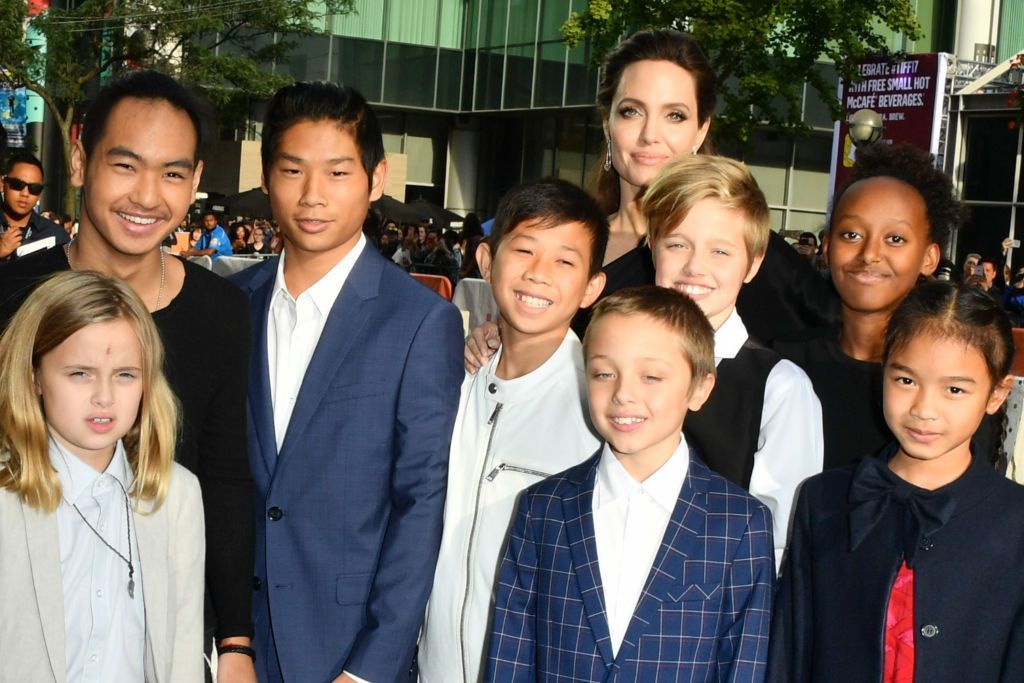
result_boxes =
[216,644,256,660]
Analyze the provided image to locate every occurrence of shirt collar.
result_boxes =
[272,233,366,315]
[714,308,748,362]
[594,434,690,513]
[49,437,131,505]
[480,328,583,403]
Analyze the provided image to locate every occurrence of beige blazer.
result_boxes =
[0,463,205,683]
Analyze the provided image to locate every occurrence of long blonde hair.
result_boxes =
[0,271,179,513]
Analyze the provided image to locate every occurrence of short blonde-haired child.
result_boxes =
[642,154,823,567]
[0,270,204,682]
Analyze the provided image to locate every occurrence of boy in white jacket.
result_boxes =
[418,179,608,683]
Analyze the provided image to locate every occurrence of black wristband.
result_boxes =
[216,644,256,660]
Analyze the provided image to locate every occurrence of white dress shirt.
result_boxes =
[52,438,145,683]
[268,235,366,450]
[592,436,690,656]
[715,309,823,568]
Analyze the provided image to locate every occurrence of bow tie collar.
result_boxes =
[848,445,959,566]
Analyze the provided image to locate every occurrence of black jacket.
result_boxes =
[768,446,1024,682]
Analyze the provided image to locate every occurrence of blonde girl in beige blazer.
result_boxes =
[0,271,204,682]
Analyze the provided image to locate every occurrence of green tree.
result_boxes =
[0,0,355,214]
[562,0,922,146]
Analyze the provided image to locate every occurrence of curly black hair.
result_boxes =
[830,143,962,252]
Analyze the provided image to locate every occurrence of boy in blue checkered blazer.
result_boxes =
[487,286,775,682]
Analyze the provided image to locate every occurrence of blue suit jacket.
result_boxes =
[487,450,775,683]
[233,247,464,682]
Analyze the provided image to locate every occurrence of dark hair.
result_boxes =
[885,280,1014,464]
[594,29,717,214]
[201,209,218,222]
[81,70,210,163]
[831,143,962,252]
[462,212,484,239]
[488,178,610,277]
[4,151,44,178]
[261,82,385,190]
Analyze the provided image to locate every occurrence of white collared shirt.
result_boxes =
[268,235,366,450]
[715,309,823,569]
[592,436,690,656]
[52,438,145,683]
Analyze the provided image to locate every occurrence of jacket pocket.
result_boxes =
[668,581,723,603]
[335,572,373,606]
[322,382,389,404]
[484,462,552,481]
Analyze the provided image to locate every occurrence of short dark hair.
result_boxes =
[81,70,210,163]
[5,151,44,178]
[201,209,218,223]
[488,178,609,277]
[261,82,385,190]
[831,142,961,252]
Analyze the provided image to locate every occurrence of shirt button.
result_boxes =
[267,506,283,521]
[96,589,104,598]
[488,383,497,394]
[921,624,940,638]
[90,654,98,662]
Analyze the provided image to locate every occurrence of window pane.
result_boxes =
[535,41,565,107]
[790,135,831,211]
[282,34,331,81]
[474,48,504,110]
[332,37,384,102]
[383,43,437,108]
[804,63,838,130]
[958,204,1012,264]
[564,42,597,106]
[438,0,464,49]
[437,49,462,110]
[507,0,538,44]
[539,0,572,41]
[480,0,508,48]
[388,0,439,46]
[745,132,791,206]
[787,210,827,232]
[504,44,534,108]
[330,0,384,39]
[963,116,1017,201]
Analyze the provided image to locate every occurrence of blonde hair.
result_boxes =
[583,286,717,381]
[642,155,771,261]
[0,271,179,513]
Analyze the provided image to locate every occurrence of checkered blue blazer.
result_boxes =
[486,449,774,683]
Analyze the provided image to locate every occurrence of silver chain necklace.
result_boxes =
[67,477,136,598]
[64,241,166,310]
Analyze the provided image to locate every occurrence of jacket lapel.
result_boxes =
[561,459,616,669]
[244,260,282,476]
[22,501,67,683]
[135,498,169,681]
[278,248,382,458]
[616,449,710,659]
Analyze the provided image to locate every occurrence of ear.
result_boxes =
[920,242,940,277]
[580,271,607,309]
[986,374,1014,415]
[369,158,388,202]
[742,251,766,284]
[70,140,87,189]
[602,116,610,142]
[34,370,42,396]
[190,160,204,204]
[686,372,716,412]
[693,116,712,152]
[477,241,493,283]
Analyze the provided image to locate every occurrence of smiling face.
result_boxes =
[264,119,385,264]
[605,59,710,199]
[586,312,714,471]
[478,219,605,344]
[3,161,44,221]
[35,318,144,471]
[652,198,763,330]
[72,98,203,258]
[884,332,1009,480]
[828,176,940,318]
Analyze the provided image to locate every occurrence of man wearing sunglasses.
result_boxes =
[0,151,68,262]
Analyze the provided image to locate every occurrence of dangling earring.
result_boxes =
[604,140,612,172]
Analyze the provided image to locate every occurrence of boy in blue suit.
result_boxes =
[487,286,774,682]
[232,82,464,682]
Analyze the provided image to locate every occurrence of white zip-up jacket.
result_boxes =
[418,331,600,683]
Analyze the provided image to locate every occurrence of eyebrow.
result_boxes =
[107,146,195,172]
[616,96,693,113]
[588,354,670,364]
[834,213,912,229]
[278,153,357,165]
[888,362,977,383]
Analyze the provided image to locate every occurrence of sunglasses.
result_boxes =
[4,177,44,195]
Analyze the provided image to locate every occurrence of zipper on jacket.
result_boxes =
[485,463,552,481]
[458,402,503,683]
